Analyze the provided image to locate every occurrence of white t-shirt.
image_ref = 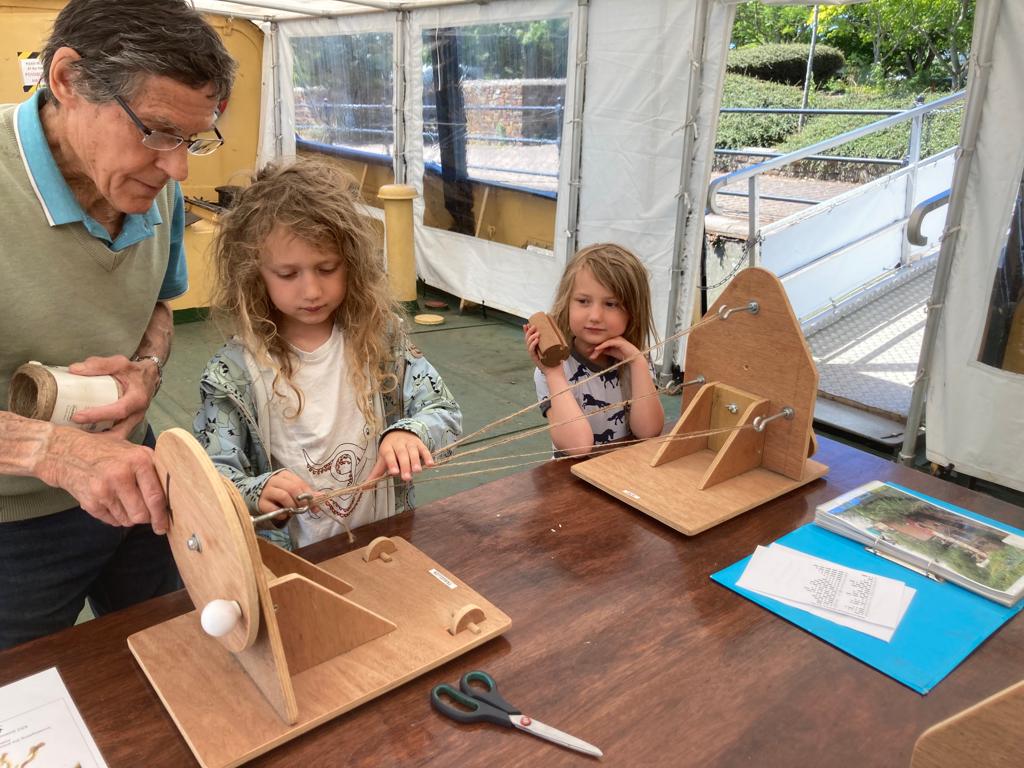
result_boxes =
[246,327,394,548]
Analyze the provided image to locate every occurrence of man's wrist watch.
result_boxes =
[131,353,165,396]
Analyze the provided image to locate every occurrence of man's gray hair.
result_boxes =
[42,0,236,104]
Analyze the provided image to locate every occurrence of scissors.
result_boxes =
[430,670,603,758]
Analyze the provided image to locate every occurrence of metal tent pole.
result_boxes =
[563,0,590,262]
[900,0,1002,465]
[393,10,408,184]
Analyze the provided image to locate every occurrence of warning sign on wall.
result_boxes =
[18,51,43,94]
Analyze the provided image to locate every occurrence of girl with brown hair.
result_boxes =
[525,243,663,456]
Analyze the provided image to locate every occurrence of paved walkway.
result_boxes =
[807,264,935,422]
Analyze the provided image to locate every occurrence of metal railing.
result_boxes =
[297,99,565,191]
[299,100,565,147]
[707,91,966,266]
[907,189,951,246]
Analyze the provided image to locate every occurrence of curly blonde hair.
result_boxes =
[550,243,656,352]
[209,159,403,428]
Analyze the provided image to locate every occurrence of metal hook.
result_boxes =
[664,375,705,396]
[717,301,760,321]
[249,492,315,526]
[752,406,794,432]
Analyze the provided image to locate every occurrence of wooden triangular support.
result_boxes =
[651,382,770,490]
[130,430,511,768]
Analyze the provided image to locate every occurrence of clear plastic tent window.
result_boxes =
[420,19,569,247]
[291,32,395,166]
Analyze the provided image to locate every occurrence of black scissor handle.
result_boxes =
[431,683,512,727]
[460,670,520,715]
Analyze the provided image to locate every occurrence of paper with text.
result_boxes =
[738,544,913,634]
[0,667,107,768]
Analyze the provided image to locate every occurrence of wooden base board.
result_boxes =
[129,538,510,768]
[571,441,828,535]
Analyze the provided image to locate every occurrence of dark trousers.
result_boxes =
[0,427,179,650]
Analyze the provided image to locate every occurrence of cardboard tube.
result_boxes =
[8,362,119,432]
[528,312,570,368]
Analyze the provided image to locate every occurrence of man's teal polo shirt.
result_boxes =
[13,89,188,300]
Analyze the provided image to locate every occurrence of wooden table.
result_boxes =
[2,437,1022,767]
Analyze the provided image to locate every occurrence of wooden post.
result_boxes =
[378,184,419,310]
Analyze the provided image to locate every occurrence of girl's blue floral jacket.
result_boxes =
[192,334,461,545]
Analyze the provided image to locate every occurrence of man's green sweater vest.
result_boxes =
[0,103,175,523]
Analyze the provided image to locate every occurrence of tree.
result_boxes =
[732,3,815,46]
[816,1,974,88]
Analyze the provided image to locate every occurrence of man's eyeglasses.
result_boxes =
[113,95,224,156]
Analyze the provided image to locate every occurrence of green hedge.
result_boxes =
[727,43,846,86]
[716,75,804,149]
[776,90,963,159]
[715,75,963,159]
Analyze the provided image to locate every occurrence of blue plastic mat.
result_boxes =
[712,517,1024,694]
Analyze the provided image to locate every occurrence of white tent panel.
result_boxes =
[926,0,1024,490]
[573,0,697,351]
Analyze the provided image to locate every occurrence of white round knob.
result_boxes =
[200,599,241,637]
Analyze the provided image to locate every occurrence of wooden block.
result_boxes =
[528,311,570,368]
[708,383,764,453]
[449,604,486,636]
[572,438,827,535]
[362,536,397,563]
[699,398,769,489]
[912,678,1024,768]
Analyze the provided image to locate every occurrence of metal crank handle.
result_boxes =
[249,492,316,526]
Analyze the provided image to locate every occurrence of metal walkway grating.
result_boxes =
[806,263,936,422]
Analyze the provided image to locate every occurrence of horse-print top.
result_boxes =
[534,347,656,453]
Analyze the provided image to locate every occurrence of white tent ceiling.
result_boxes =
[193,0,864,22]
[193,0,489,22]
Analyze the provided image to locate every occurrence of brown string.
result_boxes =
[270,310,732,521]
[435,311,719,459]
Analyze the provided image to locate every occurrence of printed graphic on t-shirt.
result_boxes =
[534,348,654,447]
[302,426,371,521]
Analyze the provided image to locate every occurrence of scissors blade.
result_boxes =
[508,714,603,758]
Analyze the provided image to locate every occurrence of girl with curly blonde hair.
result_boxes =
[194,159,461,548]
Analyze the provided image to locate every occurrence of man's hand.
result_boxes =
[34,425,169,533]
[369,430,434,482]
[258,470,314,518]
[69,355,159,439]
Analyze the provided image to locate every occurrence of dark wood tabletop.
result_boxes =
[2,437,1022,768]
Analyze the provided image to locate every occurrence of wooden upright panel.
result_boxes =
[911,679,1024,768]
[684,267,818,481]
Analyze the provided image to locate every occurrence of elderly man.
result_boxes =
[0,0,236,648]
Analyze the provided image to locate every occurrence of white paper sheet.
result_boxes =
[0,667,107,768]
[737,544,915,641]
